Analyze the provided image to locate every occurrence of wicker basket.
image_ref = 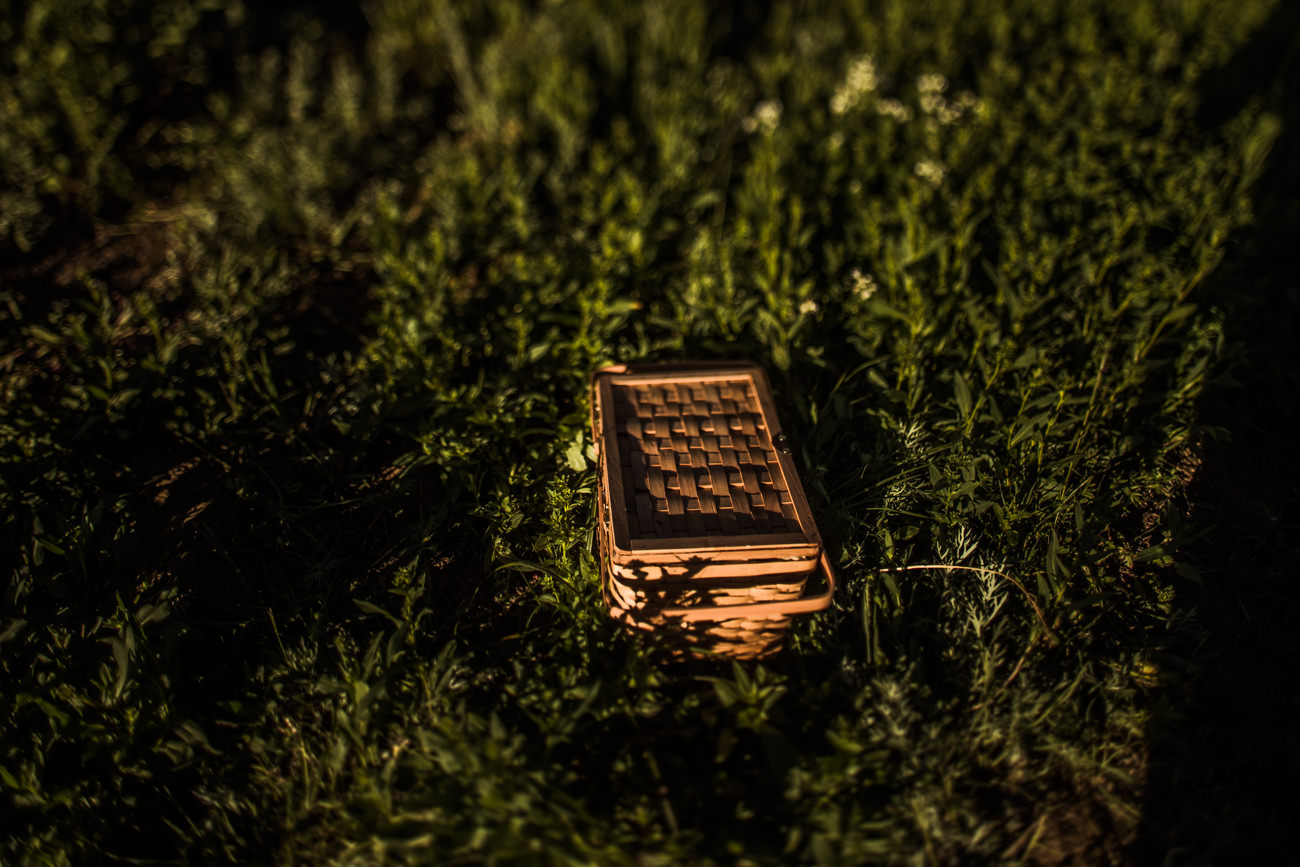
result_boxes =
[590,362,835,658]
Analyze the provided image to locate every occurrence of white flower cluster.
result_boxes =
[825,57,987,194]
[917,73,948,110]
[849,268,878,301]
[830,54,879,114]
[799,298,819,315]
[918,73,983,125]
[875,98,912,123]
[914,159,946,186]
[742,98,784,134]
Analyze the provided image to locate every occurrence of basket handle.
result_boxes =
[602,551,836,623]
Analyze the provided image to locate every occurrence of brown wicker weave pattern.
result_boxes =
[611,379,797,539]
[597,507,796,659]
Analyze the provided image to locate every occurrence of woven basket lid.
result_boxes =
[591,362,823,569]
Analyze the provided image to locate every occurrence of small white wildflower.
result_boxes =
[850,268,878,301]
[846,55,879,94]
[917,72,948,94]
[830,53,878,114]
[756,99,782,131]
[799,298,819,315]
[876,98,913,122]
[744,98,783,134]
[914,159,946,186]
[919,88,983,125]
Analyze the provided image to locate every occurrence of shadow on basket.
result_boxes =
[590,362,836,659]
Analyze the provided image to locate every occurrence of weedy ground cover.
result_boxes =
[2,0,1297,863]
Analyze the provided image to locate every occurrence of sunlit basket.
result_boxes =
[590,362,835,659]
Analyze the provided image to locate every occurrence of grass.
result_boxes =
[2,0,1298,863]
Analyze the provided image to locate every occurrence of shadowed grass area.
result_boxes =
[2,0,1296,863]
